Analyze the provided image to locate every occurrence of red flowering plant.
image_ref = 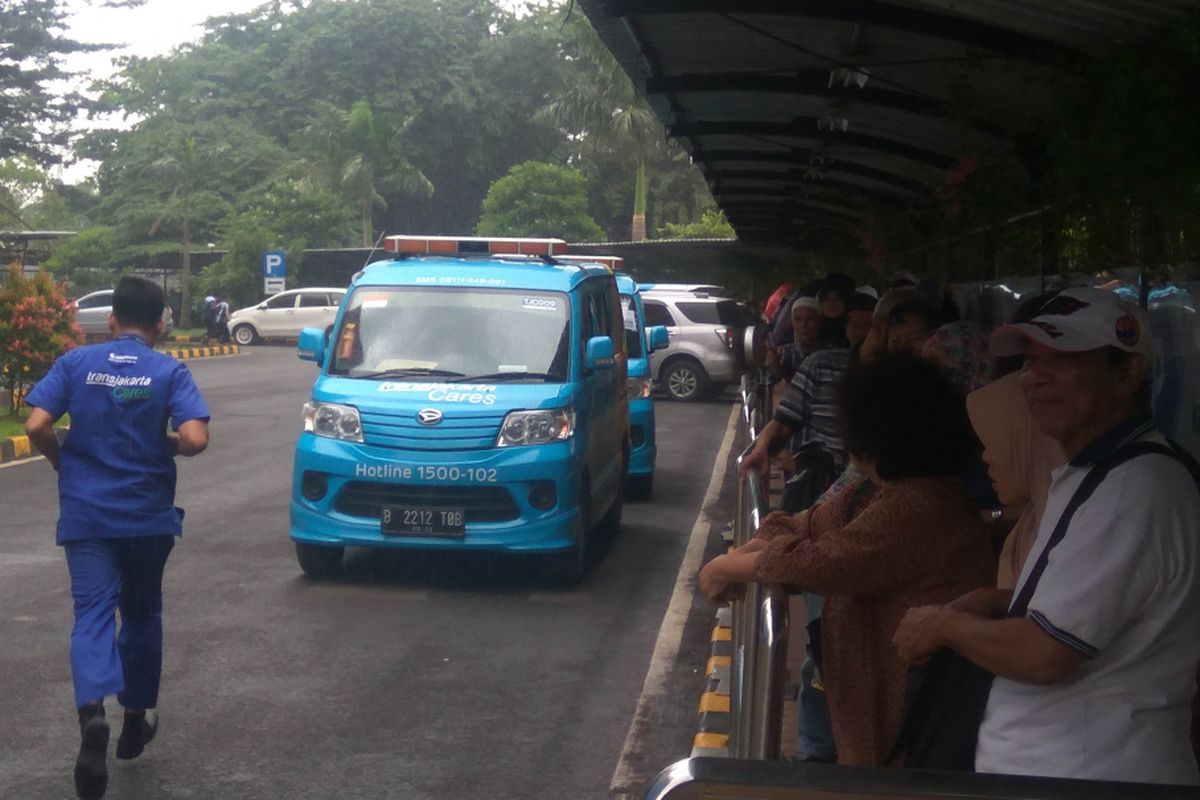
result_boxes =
[0,263,84,412]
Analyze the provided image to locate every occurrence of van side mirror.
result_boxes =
[585,336,615,371]
[298,327,326,366]
[648,325,669,353]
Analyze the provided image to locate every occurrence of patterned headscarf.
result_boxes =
[921,321,993,394]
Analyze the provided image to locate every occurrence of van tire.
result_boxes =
[295,542,343,578]
[547,480,591,585]
[662,357,709,402]
[232,324,258,346]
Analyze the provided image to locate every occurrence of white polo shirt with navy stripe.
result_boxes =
[975,417,1200,785]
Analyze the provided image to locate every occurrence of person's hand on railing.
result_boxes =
[738,438,772,479]
[699,551,759,605]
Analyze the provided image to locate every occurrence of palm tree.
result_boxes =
[541,17,662,241]
[293,101,433,247]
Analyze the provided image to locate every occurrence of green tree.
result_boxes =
[657,209,736,240]
[476,161,602,241]
[0,0,121,165]
[196,182,357,308]
[292,101,433,247]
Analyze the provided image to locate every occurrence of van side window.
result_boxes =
[266,294,295,310]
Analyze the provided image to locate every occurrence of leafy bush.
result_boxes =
[0,264,84,411]
[476,162,604,242]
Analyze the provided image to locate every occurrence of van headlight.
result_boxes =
[497,408,574,447]
[303,401,363,442]
[627,377,652,399]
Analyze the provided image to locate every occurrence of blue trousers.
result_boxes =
[796,593,836,760]
[64,536,175,710]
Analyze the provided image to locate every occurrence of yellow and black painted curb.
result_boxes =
[160,343,241,360]
[692,604,733,757]
[0,427,68,465]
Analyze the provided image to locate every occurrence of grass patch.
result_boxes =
[0,408,70,439]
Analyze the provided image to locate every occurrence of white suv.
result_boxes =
[640,288,748,401]
[227,288,345,345]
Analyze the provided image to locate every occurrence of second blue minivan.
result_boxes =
[290,236,629,583]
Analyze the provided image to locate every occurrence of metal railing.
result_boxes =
[728,369,789,760]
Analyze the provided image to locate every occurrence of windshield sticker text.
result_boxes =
[378,382,496,393]
[522,297,558,311]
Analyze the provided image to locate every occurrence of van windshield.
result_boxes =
[329,287,572,382]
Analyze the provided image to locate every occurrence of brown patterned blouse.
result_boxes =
[753,476,995,767]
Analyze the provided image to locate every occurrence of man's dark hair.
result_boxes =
[886,298,939,331]
[839,352,980,481]
[112,276,166,331]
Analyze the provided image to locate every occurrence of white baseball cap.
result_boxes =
[990,287,1152,358]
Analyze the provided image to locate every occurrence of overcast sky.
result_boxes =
[56,0,271,181]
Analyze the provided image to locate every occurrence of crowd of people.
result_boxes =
[700,272,1200,785]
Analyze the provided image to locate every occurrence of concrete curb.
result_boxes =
[691,604,733,757]
[161,344,241,360]
[0,427,68,465]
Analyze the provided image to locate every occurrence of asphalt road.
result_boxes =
[0,347,740,800]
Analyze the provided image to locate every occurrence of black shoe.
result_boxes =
[116,710,157,760]
[74,714,110,800]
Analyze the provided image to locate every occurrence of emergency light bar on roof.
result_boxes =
[556,255,624,271]
[383,235,569,257]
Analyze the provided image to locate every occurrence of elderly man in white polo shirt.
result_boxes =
[894,287,1200,785]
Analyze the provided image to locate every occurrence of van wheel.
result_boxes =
[295,542,343,578]
[627,473,653,502]
[547,480,591,586]
[662,358,709,402]
[233,325,258,346]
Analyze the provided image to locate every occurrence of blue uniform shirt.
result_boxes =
[26,334,210,544]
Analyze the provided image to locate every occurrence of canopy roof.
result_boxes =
[577,0,1196,245]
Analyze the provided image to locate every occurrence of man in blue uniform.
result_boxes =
[25,277,210,800]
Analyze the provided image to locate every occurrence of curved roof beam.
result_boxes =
[722,200,867,225]
[705,170,927,204]
[648,72,1009,139]
[691,148,934,196]
[671,119,958,170]
[594,0,1080,65]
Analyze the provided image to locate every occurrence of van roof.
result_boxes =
[354,256,612,293]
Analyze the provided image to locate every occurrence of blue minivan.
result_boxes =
[616,273,668,499]
[557,258,669,500]
[290,236,629,583]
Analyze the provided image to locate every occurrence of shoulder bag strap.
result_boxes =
[1008,441,1180,618]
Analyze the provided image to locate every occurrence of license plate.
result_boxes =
[381,505,466,538]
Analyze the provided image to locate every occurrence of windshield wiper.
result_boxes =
[348,368,467,380]
[451,371,557,383]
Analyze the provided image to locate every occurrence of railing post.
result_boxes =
[728,370,788,761]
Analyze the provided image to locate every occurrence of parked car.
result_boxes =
[227,288,346,345]
[640,287,748,401]
[71,288,174,338]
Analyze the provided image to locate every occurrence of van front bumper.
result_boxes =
[289,433,582,553]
